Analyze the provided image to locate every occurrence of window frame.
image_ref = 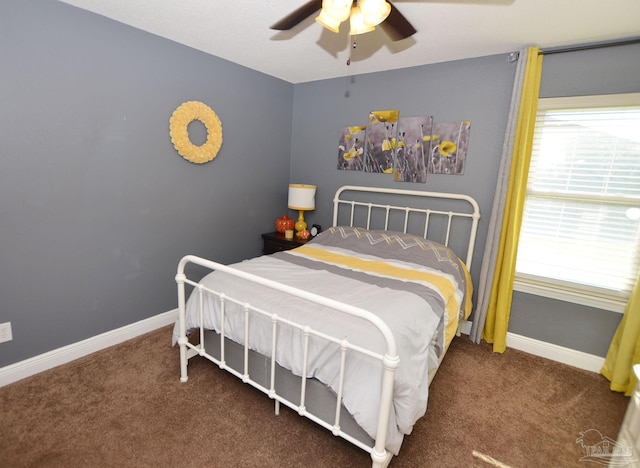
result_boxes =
[513,92,640,314]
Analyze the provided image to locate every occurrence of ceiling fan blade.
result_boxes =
[380,2,417,41]
[270,0,323,30]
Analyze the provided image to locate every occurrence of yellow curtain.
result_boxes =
[601,276,640,396]
[482,47,543,353]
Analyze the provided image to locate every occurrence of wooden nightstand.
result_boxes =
[262,232,309,255]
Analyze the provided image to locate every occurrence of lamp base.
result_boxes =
[295,210,307,234]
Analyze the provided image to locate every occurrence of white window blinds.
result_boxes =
[515,94,640,310]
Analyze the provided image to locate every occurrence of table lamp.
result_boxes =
[288,184,316,235]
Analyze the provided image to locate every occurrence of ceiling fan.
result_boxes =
[270,0,417,42]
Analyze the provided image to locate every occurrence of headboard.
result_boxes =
[332,185,481,269]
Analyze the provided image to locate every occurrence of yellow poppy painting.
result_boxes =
[337,125,366,171]
[394,116,433,183]
[364,110,400,174]
[428,121,471,175]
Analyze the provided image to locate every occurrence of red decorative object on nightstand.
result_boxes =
[275,214,294,233]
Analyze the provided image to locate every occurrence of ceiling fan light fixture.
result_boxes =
[316,0,352,33]
[315,10,342,33]
[271,0,417,43]
[360,0,391,27]
[325,0,352,22]
[349,5,375,35]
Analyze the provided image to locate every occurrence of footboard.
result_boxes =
[176,254,399,468]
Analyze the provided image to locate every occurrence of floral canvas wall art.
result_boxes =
[364,110,400,174]
[337,125,366,171]
[428,121,471,175]
[394,116,433,183]
[335,111,473,179]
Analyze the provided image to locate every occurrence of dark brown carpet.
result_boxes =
[0,326,629,467]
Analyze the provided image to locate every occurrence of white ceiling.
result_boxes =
[58,0,640,84]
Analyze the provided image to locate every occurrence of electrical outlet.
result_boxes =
[0,322,13,343]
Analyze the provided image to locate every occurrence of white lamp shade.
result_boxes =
[349,5,375,35]
[315,10,342,33]
[360,0,391,27]
[323,0,352,21]
[288,184,316,211]
[316,0,351,32]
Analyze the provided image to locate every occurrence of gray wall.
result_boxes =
[509,43,640,356]
[289,44,640,358]
[1,1,637,369]
[0,0,293,366]
[290,55,519,291]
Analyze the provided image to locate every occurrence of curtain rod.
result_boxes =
[540,36,640,55]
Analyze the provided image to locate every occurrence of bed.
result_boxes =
[173,185,480,467]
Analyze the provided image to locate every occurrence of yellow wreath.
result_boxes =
[169,101,223,164]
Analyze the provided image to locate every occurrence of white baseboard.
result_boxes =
[0,309,178,388]
[1,314,604,388]
[458,320,472,335]
[458,320,605,373]
[505,332,605,373]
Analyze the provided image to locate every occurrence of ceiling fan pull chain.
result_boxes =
[347,35,357,66]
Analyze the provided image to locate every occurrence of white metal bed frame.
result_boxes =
[176,185,480,468]
[333,185,480,269]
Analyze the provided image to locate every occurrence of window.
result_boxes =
[515,93,640,313]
